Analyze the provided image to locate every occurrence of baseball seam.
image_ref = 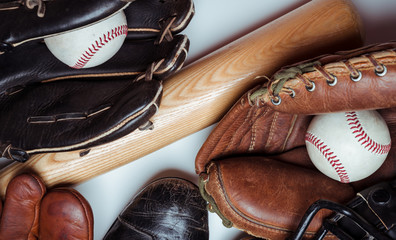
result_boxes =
[71,25,128,69]
[305,132,350,183]
[345,111,391,154]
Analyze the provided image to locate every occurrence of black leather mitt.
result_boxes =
[0,0,194,162]
[0,0,195,52]
[103,177,209,240]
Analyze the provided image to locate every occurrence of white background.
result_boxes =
[73,0,396,239]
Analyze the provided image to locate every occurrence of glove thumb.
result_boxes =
[0,173,46,240]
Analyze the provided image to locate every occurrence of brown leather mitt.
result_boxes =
[195,41,396,239]
[0,173,93,240]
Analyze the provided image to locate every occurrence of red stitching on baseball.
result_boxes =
[71,24,128,69]
[345,112,391,155]
[305,132,350,183]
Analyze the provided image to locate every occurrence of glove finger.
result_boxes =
[200,156,355,239]
[264,41,396,115]
[125,0,195,41]
[0,34,189,96]
[0,74,162,162]
[0,173,46,240]
[195,87,313,174]
[0,0,132,52]
[39,188,93,240]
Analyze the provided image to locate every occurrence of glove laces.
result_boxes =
[135,59,166,82]
[249,62,319,106]
[156,16,176,44]
[0,0,51,17]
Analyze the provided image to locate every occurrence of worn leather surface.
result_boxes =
[125,0,195,39]
[39,188,93,240]
[0,173,45,240]
[0,75,162,162]
[0,173,93,240]
[0,34,189,96]
[0,34,189,162]
[195,41,396,239]
[202,157,354,240]
[103,177,209,240]
[0,0,132,51]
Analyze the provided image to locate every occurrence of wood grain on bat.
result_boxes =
[0,0,364,195]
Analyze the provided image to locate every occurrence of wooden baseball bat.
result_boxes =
[0,0,364,195]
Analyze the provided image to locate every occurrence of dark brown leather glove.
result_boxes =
[103,177,209,240]
[0,0,195,163]
[0,173,93,240]
[195,41,396,239]
[0,0,194,53]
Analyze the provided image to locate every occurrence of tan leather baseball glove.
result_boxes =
[195,41,396,239]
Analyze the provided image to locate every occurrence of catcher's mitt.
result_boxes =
[0,0,194,52]
[0,0,194,162]
[195,41,396,239]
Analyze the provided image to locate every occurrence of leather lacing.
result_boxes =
[27,104,112,124]
[2,58,166,97]
[134,58,166,82]
[249,53,391,106]
[0,0,51,17]
[156,16,177,45]
[0,144,29,162]
[0,0,135,18]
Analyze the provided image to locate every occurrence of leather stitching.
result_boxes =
[71,25,128,69]
[265,111,278,150]
[305,132,350,183]
[346,111,391,154]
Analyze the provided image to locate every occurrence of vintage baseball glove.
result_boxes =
[0,172,93,239]
[195,41,396,239]
[0,0,194,52]
[0,0,194,162]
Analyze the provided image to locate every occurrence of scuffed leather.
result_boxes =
[103,177,209,240]
[195,41,396,239]
[0,173,93,240]
[202,157,353,240]
[0,0,133,50]
[0,173,45,240]
[267,41,396,114]
[39,188,93,240]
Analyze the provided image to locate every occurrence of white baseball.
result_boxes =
[305,110,391,183]
[44,11,128,69]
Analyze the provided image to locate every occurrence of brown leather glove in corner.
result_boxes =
[0,173,93,240]
[195,41,396,239]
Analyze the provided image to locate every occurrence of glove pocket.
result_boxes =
[199,156,355,240]
[0,77,163,162]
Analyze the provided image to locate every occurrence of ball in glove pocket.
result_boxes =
[44,11,127,69]
[305,110,391,183]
